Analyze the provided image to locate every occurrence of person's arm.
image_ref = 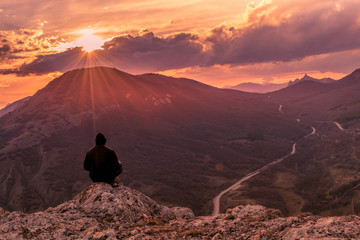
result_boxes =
[112,151,122,174]
[84,152,91,171]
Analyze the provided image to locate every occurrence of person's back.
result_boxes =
[84,133,122,184]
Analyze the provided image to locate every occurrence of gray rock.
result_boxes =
[171,206,195,220]
[1,183,360,239]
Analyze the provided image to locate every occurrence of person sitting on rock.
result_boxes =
[84,133,122,186]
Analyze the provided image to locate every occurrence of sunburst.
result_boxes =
[75,29,104,52]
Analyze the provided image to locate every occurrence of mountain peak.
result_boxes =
[288,74,335,86]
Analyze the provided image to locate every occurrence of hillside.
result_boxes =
[0,96,30,117]
[268,68,360,121]
[222,69,360,217]
[1,183,360,239]
[0,67,305,215]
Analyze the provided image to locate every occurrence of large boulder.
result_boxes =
[0,183,194,239]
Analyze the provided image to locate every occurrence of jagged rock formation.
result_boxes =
[1,183,360,239]
[287,73,335,86]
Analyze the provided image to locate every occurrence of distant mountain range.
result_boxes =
[223,74,336,94]
[270,69,360,112]
[224,82,287,93]
[287,74,335,86]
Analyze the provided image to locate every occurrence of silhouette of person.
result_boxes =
[84,133,122,186]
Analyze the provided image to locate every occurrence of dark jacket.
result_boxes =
[84,145,122,183]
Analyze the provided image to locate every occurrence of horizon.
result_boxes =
[1,0,360,107]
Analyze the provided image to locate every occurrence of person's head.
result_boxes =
[95,133,107,145]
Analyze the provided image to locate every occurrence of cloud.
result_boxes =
[205,0,360,66]
[98,31,206,71]
[1,47,90,76]
[0,44,10,56]
[3,31,207,75]
[2,0,360,76]
[160,48,360,87]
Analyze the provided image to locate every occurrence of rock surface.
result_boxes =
[1,183,360,239]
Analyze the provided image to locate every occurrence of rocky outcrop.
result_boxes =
[1,183,360,239]
[0,183,194,239]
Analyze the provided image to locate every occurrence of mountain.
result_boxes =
[0,96,30,118]
[269,80,333,103]
[0,67,305,215]
[224,74,335,94]
[1,183,360,239]
[269,68,360,121]
[225,82,287,93]
[288,74,335,86]
[227,69,360,217]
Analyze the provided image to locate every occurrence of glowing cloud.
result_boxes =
[76,29,104,52]
[59,29,105,52]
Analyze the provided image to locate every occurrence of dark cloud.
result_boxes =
[4,47,91,76]
[4,32,207,75]
[0,44,10,56]
[99,31,205,71]
[206,2,360,66]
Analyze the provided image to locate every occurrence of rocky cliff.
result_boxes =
[1,183,360,239]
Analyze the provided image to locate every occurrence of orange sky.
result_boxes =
[1,0,360,108]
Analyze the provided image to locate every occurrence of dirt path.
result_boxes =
[333,121,345,131]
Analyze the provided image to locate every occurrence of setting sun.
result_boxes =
[57,29,105,52]
[75,29,104,52]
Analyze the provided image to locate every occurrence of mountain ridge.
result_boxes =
[0,96,30,118]
[288,74,335,86]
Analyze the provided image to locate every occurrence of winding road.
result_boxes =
[279,104,283,113]
[212,127,316,216]
[333,121,345,131]
[305,127,316,138]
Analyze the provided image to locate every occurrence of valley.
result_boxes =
[0,66,359,217]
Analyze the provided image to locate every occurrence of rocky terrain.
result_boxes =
[1,183,360,239]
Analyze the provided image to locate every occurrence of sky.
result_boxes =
[1,0,360,108]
